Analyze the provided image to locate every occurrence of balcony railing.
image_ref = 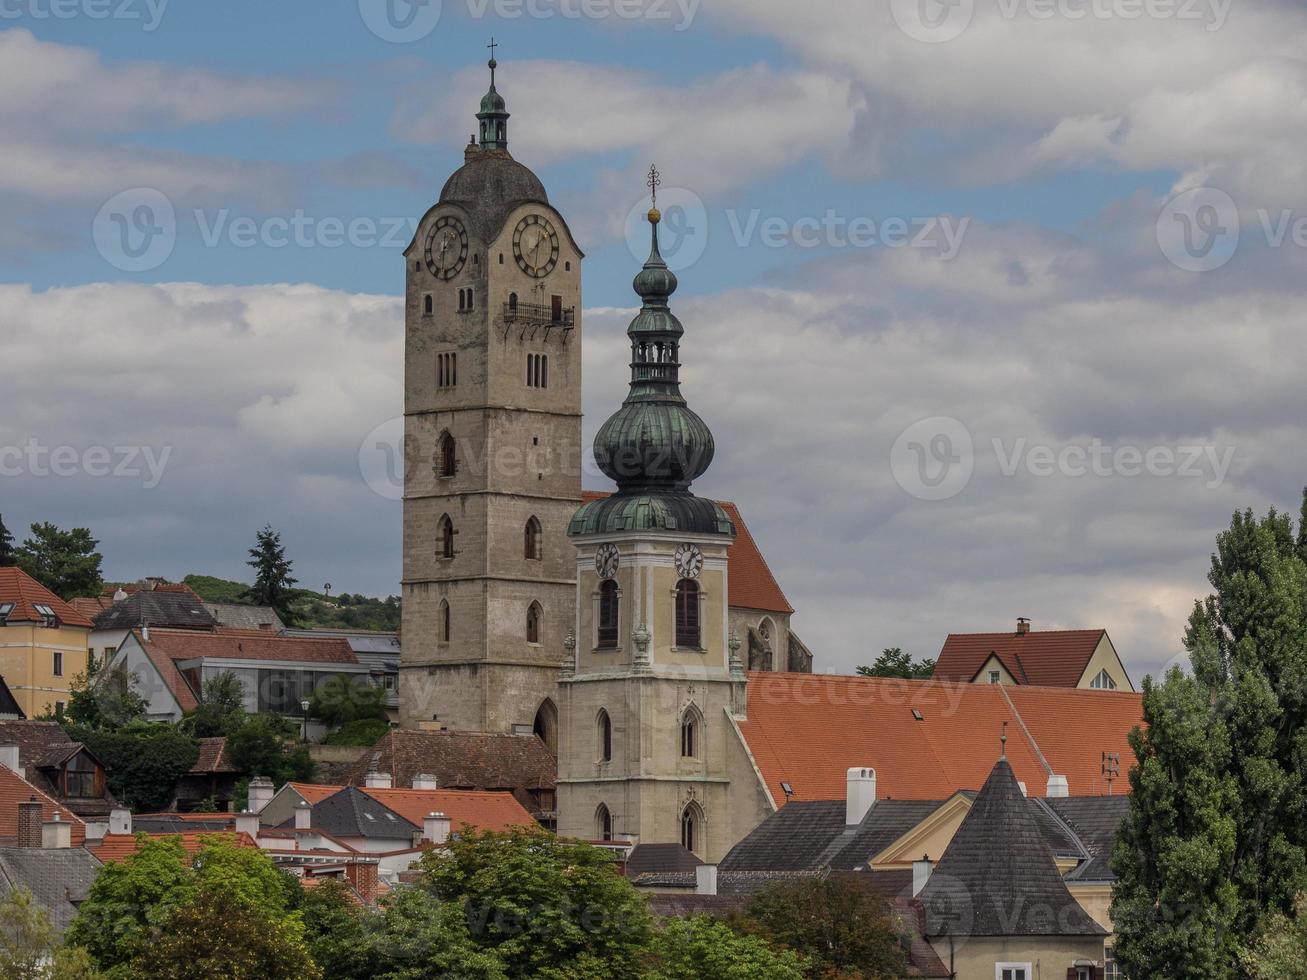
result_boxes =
[502,301,575,328]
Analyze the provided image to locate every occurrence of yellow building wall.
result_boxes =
[0,624,89,717]
[1076,635,1133,692]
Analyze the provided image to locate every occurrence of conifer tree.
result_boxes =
[0,514,14,567]
[243,524,298,626]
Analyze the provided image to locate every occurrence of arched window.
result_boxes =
[597,581,619,649]
[423,294,433,316]
[597,709,612,763]
[675,579,700,649]
[439,432,456,478]
[466,288,474,311]
[533,699,558,754]
[596,803,612,841]
[439,599,451,643]
[508,291,518,312]
[681,803,702,855]
[681,708,700,759]
[438,515,455,559]
[526,602,542,644]
[458,289,465,312]
[524,516,542,560]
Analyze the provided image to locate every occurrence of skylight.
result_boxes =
[0,603,12,624]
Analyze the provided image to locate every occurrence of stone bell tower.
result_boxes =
[399,54,584,745]
[556,172,745,862]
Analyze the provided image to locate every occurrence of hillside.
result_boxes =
[182,574,401,632]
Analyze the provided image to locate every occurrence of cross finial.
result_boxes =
[487,37,498,58]
[646,164,661,208]
[487,37,498,85]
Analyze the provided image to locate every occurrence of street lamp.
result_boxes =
[300,699,310,742]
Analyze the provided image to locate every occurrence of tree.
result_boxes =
[0,515,14,567]
[856,647,935,679]
[309,674,387,730]
[181,671,248,737]
[65,722,198,812]
[226,714,314,786]
[1244,893,1307,979]
[734,876,910,979]
[647,916,809,979]
[243,525,298,625]
[15,523,103,599]
[372,888,508,980]
[415,828,652,979]
[64,666,147,731]
[128,887,319,980]
[299,879,375,980]
[0,887,101,979]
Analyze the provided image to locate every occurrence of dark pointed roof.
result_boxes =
[280,786,418,840]
[918,757,1106,937]
[92,589,218,632]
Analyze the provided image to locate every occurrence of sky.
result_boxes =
[2,0,1306,682]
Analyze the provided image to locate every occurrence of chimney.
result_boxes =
[412,774,438,791]
[1016,617,1030,635]
[1046,774,1069,798]
[0,745,22,778]
[343,860,380,905]
[845,767,877,826]
[141,624,150,642]
[364,770,393,789]
[423,811,451,845]
[42,812,72,849]
[695,864,718,896]
[234,810,261,840]
[294,801,312,831]
[109,807,132,836]
[912,856,933,897]
[247,776,274,814]
[17,799,43,848]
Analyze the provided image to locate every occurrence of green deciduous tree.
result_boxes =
[0,887,101,979]
[415,828,652,979]
[856,647,935,679]
[373,888,508,980]
[0,515,15,568]
[181,671,248,737]
[64,666,147,732]
[1244,893,1307,979]
[647,915,809,979]
[309,673,387,730]
[16,523,103,599]
[65,722,199,812]
[226,714,314,785]
[243,525,298,626]
[299,879,375,980]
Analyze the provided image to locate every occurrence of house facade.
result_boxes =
[0,567,92,718]
[934,621,1133,692]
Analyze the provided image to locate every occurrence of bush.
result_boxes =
[66,722,199,812]
[322,718,391,747]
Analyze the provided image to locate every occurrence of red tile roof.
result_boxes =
[91,830,256,864]
[0,567,94,629]
[736,672,1143,805]
[69,596,114,618]
[286,782,342,805]
[0,763,87,846]
[189,738,238,774]
[933,629,1108,687]
[581,492,792,614]
[285,782,534,834]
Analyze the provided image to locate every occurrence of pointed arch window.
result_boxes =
[527,602,542,644]
[508,291,518,313]
[675,579,701,649]
[681,709,700,758]
[439,599,451,643]
[439,432,457,478]
[524,516,542,561]
[597,581,619,650]
[533,699,558,754]
[597,709,612,763]
[596,803,612,841]
[681,803,702,855]
[438,515,455,559]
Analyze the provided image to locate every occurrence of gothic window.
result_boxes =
[533,699,558,754]
[681,709,700,758]
[437,352,457,388]
[526,602,542,644]
[439,432,456,477]
[526,353,548,389]
[524,516,542,560]
[439,599,451,642]
[675,579,700,649]
[596,803,612,841]
[597,709,612,763]
[438,515,455,559]
[458,289,465,312]
[423,294,433,316]
[597,580,619,649]
[509,291,518,312]
[1089,668,1117,690]
[680,803,702,855]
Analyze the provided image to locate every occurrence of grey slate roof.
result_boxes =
[281,786,418,840]
[93,590,218,631]
[625,842,702,876]
[1045,795,1130,881]
[202,602,284,631]
[0,846,102,933]
[918,757,1106,937]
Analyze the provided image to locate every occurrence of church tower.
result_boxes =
[400,54,584,742]
[557,177,745,862]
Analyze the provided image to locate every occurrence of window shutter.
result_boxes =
[1066,970,1078,980]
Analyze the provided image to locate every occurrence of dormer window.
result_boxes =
[0,603,12,625]
[988,670,1000,685]
[33,603,58,628]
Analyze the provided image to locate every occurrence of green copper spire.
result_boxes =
[477,39,509,150]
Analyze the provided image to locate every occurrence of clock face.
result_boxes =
[595,543,620,580]
[512,214,560,278]
[674,543,703,579]
[424,216,468,280]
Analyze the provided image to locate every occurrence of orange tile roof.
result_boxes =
[91,830,256,863]
[0,764,87,845]
[737,672,1143,805]
[933,629,1107,687]
[0,567,94,629]
[362,787,536,833]
[69,596,114,618]
[287,782,343,805]
[580,492,792,614]
[143,628,358,665]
